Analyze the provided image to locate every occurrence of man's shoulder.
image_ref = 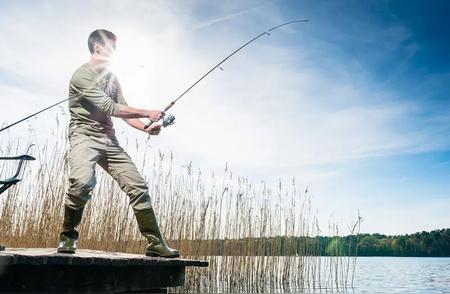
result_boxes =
[104,69,118,81]
[70,63,93,83]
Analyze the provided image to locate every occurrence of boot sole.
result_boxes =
[145,251,180,258]
[57,248,76,254]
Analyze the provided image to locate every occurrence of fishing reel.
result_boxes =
[162,114,175,128]
[144,114,175,130]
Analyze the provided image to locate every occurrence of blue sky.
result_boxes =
[0,0,448,235]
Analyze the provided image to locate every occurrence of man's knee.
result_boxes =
[127,184,152,211]
[116,171,147,194]
[66,175,96,209]
[65,194,90,210]
[116,172,151,210]
[68,174,96,194]
[130,192,152,211]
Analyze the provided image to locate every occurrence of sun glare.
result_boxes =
[108,30,158,106]
[107,29,185,108]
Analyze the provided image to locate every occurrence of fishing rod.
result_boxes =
[0,19,309,134]
[0,97,69,133]
[0,78,112,134]
[144,19,309,129]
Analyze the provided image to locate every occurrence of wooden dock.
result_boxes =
[0,248,208,293]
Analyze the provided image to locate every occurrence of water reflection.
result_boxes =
[175,256,450,293]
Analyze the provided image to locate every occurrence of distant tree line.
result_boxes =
[325,228,450,257]
[179,228,450,257]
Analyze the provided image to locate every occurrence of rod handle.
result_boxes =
[144,120,154,129]
[144,101,176,129]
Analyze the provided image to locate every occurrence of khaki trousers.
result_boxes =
[66,132,151,212]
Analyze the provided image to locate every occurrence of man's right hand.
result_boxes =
[147,110,165,122]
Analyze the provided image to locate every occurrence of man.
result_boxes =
[57,29,179,258]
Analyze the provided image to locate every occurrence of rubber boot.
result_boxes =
[57,206,84,254]
[134,207,180,258]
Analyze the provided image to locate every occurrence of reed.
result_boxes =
[0,115,359,293]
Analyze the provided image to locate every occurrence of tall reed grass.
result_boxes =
[0,114,360,293]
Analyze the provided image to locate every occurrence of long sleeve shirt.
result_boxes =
[68,63,128,137]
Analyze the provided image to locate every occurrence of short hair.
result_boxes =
[88,29,117,54]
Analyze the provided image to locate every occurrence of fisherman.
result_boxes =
[57,29,179,258]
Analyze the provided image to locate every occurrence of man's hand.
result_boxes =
[147,110,165,122]
[146,123,162,135]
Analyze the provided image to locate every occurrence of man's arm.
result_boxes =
[113,74,164,121]
[123,117,147,131]
[71,72,163,121]
[116,104,163,121]
[113,77,163,121]
[124,118,162,135]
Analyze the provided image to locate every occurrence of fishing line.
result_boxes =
[0,19,309,133]
[144,19,309,129]
[0,75,114,133]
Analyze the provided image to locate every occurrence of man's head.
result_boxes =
[88,29,117,63]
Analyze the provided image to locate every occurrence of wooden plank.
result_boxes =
[0,248,208,293]
[0,248,208,267]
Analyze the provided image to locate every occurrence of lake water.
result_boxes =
[351,257,450,293]
[180,256,450,293]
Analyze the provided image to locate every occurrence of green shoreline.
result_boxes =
[173,228,450,257]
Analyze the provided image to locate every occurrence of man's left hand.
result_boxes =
[146,123,162,135]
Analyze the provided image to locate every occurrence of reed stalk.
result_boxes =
[0,115,358,293]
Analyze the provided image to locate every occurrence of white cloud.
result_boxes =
[0,0,441,166]
[0,0,448,234]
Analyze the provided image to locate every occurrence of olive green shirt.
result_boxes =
[68,63,128,137]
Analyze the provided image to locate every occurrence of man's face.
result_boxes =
[94,39,116,64]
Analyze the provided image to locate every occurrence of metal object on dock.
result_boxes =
[0,145,35,195]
